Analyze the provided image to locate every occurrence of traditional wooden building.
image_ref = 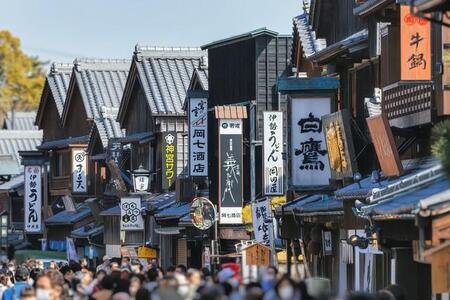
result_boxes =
[200,28,292,255]
[34,59,130,251]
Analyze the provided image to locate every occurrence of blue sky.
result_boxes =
[0,0,299,64]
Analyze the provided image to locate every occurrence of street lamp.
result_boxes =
[132,164,151,193]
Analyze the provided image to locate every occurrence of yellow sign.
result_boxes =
[137,246,157,259]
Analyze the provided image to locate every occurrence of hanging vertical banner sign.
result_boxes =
[291,98,331,187]
[219,119,243,224]
[400,5,431,80]
[162,132,177,190]
[322,231,333,256]
[263,111,284,195]
[120,197,144,231]
[189,98,208,176]
[252,198,274,249]
[24,165,42,233]
[72,148,88,193]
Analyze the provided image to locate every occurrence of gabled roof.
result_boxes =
[3,112,38,130]
[118,46,206,124]
[201,27,288,50]
[35,63,72,127]
[62,58,130,147]
[188,66,209,91]
[0,130,43,169]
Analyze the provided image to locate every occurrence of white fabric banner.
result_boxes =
[251,198,274,249]
[24,165,42,233]
[120,197,144,231]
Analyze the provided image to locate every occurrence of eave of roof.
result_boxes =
[353,0,395,17]
[309,29,368,65]
[37,135,89,150]
[201,27,288,50]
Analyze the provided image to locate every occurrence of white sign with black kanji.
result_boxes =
[120,197,144,231]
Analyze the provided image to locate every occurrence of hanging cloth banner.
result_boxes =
[251,197,274,249]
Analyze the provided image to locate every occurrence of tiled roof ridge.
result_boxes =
[134,45,206,59]
[73,58,131,71]
[50,62,73,75]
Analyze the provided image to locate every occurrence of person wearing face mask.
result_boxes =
[274,276,299,300]
[34,273,53,300]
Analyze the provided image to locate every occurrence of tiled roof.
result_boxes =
[0,174,24,191]
[189,66,209,90]
[154,201,190,221]
[67,58,130,147]
[0,130,43,168]
[309,29,368,64]
[47,63,73,116]
[277,194,342,216]
[71,222,104,238]
[37,135,89,150]
[99,192,175,216]
[45,203,91,225]
[335,157,441,201]
[357,177,450,219]
[293,1,326,58]
[120,46,206,117]
[4,112,38,130]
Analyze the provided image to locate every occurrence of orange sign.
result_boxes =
[400,5,431,80]
[366,114,403,177]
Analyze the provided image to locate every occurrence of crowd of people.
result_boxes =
[0,256,406,300]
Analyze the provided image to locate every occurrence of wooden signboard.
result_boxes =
[322,109,357,180]
[366,114,403,177]
[106,159,128,198]
[400,5,431,80]
[244,243,270,266]
[219,228,250,240]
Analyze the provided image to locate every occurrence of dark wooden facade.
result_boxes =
[203,29,292,208]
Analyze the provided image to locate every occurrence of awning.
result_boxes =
[45,203,92,226]
[37,135,89,150]
[276,194,343,217]
[356,177,450,220]
[154,201,191,221]
[334,157,441,201]
[71,222,104,239]
[277,77,340,92]
[117,132,155,144]
[309,29,368,65]
[154,227,182,235]
[0,174,24,192]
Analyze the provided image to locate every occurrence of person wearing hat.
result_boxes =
[2,266,31,300]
